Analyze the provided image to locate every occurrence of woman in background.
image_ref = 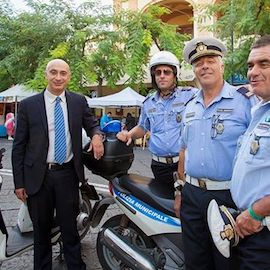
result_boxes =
[5,112,15,140]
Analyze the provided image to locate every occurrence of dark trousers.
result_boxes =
[151,159,178,195]
[180,183,237,270]
[27,166,86,270]
[237,227,270,270]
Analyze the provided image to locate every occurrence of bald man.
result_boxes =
[12,59,104,270]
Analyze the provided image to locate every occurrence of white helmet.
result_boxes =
[149,51,180,77]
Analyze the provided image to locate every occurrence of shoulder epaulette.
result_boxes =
[237,86,254,98]
[181,87,192,91]
[143,90,156,103]
[184,93,196,106]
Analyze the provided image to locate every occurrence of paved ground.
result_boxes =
[0,139,153,269]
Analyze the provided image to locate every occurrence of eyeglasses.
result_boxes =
[154,69,174,76]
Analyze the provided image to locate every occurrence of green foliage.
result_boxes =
[0,0,69,91]
[205,0,270,81]
[0,0,187,95]
[109,5,189,92]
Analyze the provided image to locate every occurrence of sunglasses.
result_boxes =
[154,69,174,76]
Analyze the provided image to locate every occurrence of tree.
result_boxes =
[0,0,188,95]
[204,0,270,81]
[89,5,189,95]
[0,0,74,91]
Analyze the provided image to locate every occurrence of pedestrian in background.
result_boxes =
[125,112,136,131]
[4,112,15,140]
[100,111,112,130]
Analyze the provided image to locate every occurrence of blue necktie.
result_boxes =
[54,97,66,164]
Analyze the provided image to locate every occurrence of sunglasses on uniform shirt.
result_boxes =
[154,69,174,76]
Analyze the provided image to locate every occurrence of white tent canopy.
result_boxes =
[86,87,145,107]
[0,84,38,102]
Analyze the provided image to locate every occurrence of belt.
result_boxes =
[152,154,179,164]
[47,160,74,170]
[185,175,230,190]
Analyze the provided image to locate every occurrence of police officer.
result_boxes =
[230,35,270,270]
[117,51,197,193]
[177,37,258,270]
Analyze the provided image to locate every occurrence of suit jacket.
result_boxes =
[12,90,101,195]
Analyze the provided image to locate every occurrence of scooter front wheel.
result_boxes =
[78,194,91,240]
[97,214,154,270]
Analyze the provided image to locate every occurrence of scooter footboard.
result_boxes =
[152,234,185,270]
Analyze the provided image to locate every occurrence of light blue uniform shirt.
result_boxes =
[231,101,270,210]
[138,87,197,157]
[180,82,257,181]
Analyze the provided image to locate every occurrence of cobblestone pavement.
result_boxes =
[0,139,153,269]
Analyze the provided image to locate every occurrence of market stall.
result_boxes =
[0,84,38,137]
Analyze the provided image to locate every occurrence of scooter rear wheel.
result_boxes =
[97,214,154,270]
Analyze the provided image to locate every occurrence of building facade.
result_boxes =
[113,0,217,38]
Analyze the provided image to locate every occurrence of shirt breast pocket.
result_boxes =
[214,114,246,141]
[183,117,199,143]
[149,112,163,133]
[166,107,185,130]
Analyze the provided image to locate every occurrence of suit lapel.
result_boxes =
[37,92,48,136]
[65,91,73,135]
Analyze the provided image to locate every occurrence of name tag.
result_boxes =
[257,123,270,131]
[216,108,234,113]
[172,102,184,107]
[148,108,156,113]
[186,112,195,118]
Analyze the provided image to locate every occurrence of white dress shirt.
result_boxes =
[44,89,73,163]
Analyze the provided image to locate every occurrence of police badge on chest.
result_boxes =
[250,136,260,155]
[176,112,182,123]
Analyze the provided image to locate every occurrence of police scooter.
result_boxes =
[82,121,184,270]
[97,174,184,270]
[0,147,96,263]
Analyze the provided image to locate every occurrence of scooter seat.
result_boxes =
[118,174,176,217]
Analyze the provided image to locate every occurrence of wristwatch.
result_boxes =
[173,171,185,197]
[174,179,185,192]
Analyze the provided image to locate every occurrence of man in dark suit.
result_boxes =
[12,59,104,270]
